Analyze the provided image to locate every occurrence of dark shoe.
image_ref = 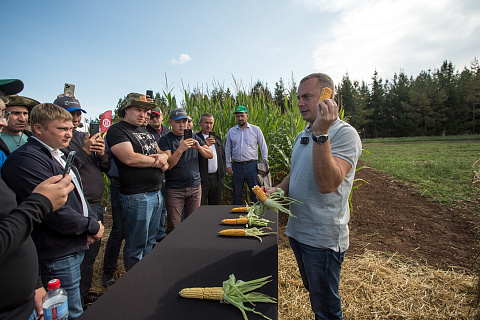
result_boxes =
[102,270,116,288]
[85,292,102,304]
[82,292,102,310]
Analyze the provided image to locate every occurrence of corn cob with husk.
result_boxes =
[252,186,302,218]
[231,207,249,213]
[179,274,277,320]
[219,227,276,242]
[222,211,274,227]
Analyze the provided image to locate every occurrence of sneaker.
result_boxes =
[102,270,116,288]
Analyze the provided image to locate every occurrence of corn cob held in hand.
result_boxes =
[179,274,277,320]
[219,227,276,242]
[320,86,333,101]
[252,185,302,218]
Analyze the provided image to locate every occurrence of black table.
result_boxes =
[80,205,278,320]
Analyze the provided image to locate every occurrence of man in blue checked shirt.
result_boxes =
[225,106,268,204]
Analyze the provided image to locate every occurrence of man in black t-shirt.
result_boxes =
[106,93,169,271]
[158,108,212,234]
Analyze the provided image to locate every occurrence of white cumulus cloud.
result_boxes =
[170,53,192,65]
[300,0,480,83]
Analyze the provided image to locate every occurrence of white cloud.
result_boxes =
[304,0,480,84]
[170,53,192,65]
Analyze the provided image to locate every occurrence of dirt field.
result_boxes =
[278,161,480,273]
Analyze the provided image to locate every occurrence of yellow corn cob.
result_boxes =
[231,207,248,213]
[179,287,224,300]
[252,185,268,203]
[320,87,333,101]
[221,217,249,225]
[219,229,246,237]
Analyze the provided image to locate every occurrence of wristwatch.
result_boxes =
[312,133,329,144]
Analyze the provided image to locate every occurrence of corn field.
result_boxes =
[109,81,354,203]
[151,82,331,186]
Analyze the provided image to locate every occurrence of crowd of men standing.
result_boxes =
[0,79,271,320]
[1,72,361,320]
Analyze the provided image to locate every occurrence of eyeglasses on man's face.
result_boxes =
[150,114,160,119]
[0,110,10,121]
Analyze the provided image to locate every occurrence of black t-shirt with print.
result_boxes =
[106,121,164,195]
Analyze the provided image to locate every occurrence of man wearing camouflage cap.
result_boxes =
[106,93,169,271]
[0,95,39,153]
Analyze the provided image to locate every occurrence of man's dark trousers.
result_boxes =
[201,173,223,205]
[232,161,258,205]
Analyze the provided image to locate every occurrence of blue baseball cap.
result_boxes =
[53,96,87,113]
[169,108,189,120]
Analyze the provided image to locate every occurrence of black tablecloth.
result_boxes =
[79,205,278,320]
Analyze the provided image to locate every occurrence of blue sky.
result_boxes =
[2,0,479,118]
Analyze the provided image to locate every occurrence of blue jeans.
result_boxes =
[289,237,345,320]
[39,251,85,320]
[232,161,258,205]
[80,204,103,299]
[103,180,124,272]
[120,190,163,271]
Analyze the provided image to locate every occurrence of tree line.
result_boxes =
[112,58,479,138]
[338,59,480,138]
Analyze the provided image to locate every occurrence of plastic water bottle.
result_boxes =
[43,279,69,320]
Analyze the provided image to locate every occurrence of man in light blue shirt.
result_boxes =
[265,73,362,319]
[225,106,268,204]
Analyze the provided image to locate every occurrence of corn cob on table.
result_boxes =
[79,205,278,320]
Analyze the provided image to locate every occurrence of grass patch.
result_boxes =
[361,135,480,207]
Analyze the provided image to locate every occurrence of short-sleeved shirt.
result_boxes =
[106,121,164,195]
[286,119,362,252]
[158,132,205,189]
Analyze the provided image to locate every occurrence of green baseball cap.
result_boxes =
[0,79,24,95]
[4,95,40,111]
[118,93,155,118]
[234,105,248,114]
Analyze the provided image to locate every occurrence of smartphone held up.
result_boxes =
[64,83,75,97]
[63,151,76,177]
[184,129,193,140]
[89,122,100,136]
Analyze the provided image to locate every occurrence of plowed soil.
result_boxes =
[278,162,480,272]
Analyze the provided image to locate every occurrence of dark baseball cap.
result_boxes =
[53,96,87,113]
[0,79,24,95]
[169,108,189,120]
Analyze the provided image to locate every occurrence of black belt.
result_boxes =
[234,160,257,165]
